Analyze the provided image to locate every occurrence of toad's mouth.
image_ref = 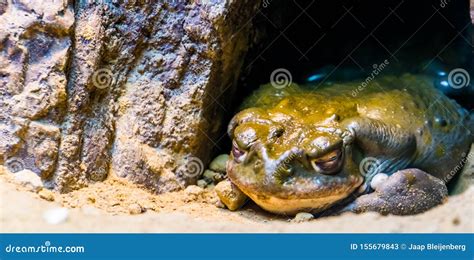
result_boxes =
[227,155,364,215]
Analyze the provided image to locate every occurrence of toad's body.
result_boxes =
[226,74,473,215]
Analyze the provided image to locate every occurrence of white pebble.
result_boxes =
[43,208,69,225]
[370,173,389,190]
[14,170,43,192]
[292,212,314,222]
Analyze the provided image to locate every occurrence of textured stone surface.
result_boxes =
[349,169,448,215]
[0,0,73,181]
[215,179,248,211]
[0,0,260,193]
[14,169,43,192]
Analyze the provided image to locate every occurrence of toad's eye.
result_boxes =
[232,141,248,163]
[310,149,343,175]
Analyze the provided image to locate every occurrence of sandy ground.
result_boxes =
[1,165,473,233]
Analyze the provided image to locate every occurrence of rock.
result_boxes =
[38,189,55,201]
[370,173,389,190]
[185,185,204,196]
[0,0,71,179]
[209,154,229,173]
[0,0,260,194]
[128,203,144,215]
[43,208,69,225]
[13,170,43,192]
[292,212,314,222]
[203,170,217,179]
[183,185,205,202]
[197,179,209,189]
[349,169,448,215]
[452,216,461,225]
[203,169,225,183]
[215,179,247,211]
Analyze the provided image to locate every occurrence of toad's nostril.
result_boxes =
[270,128,284,138]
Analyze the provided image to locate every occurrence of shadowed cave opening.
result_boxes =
[212,0,473,188]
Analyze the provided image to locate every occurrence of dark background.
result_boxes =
[236,0,473,108]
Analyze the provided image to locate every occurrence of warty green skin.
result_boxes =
[226,74,473,215]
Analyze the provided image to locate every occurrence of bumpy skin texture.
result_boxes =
[227,74,473,215]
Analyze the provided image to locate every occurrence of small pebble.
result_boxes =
[215,179,247,211]
[128,203,144,215]
[185,185,204,196]
[14,170,43,192]
[38,189,55,201]
[292,212,314,223]
[452,217,460,225]
[370,173,389,190]
[43,207,69,225]
[209,154,229,173]
[197,179,209,188]
[203,169,225,183]
[203,169,217,179]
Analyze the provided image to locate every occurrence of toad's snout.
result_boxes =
[227,144,364,215]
